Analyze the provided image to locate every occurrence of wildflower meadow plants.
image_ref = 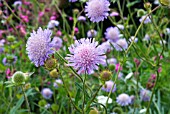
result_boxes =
[0,0,170,114]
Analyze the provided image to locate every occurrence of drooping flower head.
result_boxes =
[66,38,106,74]
[53,79,63,88]
[102,80,116,93]
[105,27,120,42]
[139,15,151,24]
[50,37,63,51]
[41,88,53,99]
[140,89,151,102]
[87,29,97,38]
[26,27,54,67]
[85,0,110,23]
[116,93,131,106]
[113,38,128,51]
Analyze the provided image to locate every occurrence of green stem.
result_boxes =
[145,71,159,114]
[125,5,161,54]
[85,85,103,112]
[82,72,87,114]
[60,74,82,113]
[21,85,31,114]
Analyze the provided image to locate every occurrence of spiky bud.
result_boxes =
[100,70,112,81]
[12,71,25,84]
[44,58,57,71]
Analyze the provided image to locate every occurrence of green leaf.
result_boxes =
[9,89,33,114]
[75,88,81,105]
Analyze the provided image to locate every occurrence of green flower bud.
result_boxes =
[89,109,98,114]
[12,71,25,84]
[49,69,59,78]
[7,35,16,42]
[109,64,115,70]
[113,107,124,114]
[38,100,47,107]
[51,104,59,112]
[144,2,152,10]
[44,58,57,71]
[73,9,79,14]
[137,9,146,17]
[100,70,112,81]
[159,0,170,6]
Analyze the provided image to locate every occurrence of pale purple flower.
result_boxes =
[3,55,17,66]
[87,29,97,38]
[143,34,150,41]
[107,58,117,65]
[65,38,106,74]
[51,37,63,51]
[98,41,112,53]
[113,38,128,51]
[41,88,53,99]
[110,11,119,17]
[53,79,63,88]
[129,36,138,43]
[78,16,86,22]
[85,0,110,23]
[47,20,59,29]
[116,93,131,106]
[139,15,151,24]
[69,0,78,2]
[102,80,116,93]
[13,1,22,7]
[140,89,150,102]
[26,27,54,67]
[117,24,124,30]
[45,103,51,109]
[105,27,120,42]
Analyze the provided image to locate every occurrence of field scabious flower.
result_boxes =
[102,80,116,93]
[140,89,151,102]
[41,88,53,99]
[116,93,131,106]
[85,0,110,23]
[113,38,128,51]
[26,27,54,67]
[69,0,78,2]
[87,29,97,38]
[139,15,151,24]
[105,27,120,42]
[51,37,63,51]
[65,38,106,74]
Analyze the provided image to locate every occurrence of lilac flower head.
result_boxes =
[102,80,116,93]
[69,0,78,2]
[53,79,63,88]
[113,38,128,51]
[47,20,59,29]
[78,16,86,22]
[26,27,54,67]
[13,1,22,8]
[105,27,120,42]
[139,15,151,24]
[87,29,97,38]
[107,58,117,65]
[51,37,63,51]
[85,0,110,23]
[129,36,138,43]
[116,93,131,106]
[3,55,17,66]
[143,34,150,41]
[110,11,119,17]
[41,88,53,99]
[140,89,151,102]
[98,41,112,53]
[65,38,106,74]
